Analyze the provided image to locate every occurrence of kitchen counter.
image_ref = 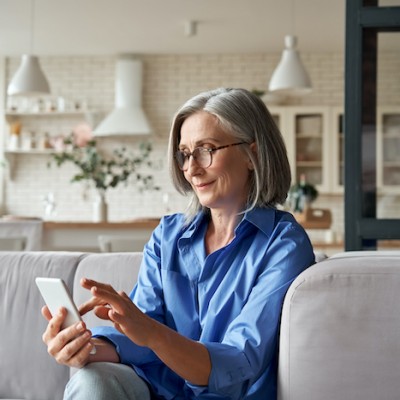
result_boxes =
[43,218,160,230]
[42,218,160,252]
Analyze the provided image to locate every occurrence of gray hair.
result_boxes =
[168,87,291,221]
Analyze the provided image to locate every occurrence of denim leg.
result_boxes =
[64,362,151,400]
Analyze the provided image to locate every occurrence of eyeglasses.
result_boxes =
[175,142,246,171]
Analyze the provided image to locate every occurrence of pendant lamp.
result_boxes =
[268,0,311,96]
[7,0,50,97]
[268,35,311,96]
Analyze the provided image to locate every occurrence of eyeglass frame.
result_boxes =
[175,142,247,171]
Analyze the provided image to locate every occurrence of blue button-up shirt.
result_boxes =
[92,207,314,399]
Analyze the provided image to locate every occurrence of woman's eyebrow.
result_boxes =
[178,137,223,149]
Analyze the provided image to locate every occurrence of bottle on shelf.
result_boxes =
[38,132,53,150]
[8,121,21,150]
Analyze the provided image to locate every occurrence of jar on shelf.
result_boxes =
[30,131,37,149]
[21,131,33,150]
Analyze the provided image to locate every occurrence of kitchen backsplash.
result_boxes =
[1,52,400,242]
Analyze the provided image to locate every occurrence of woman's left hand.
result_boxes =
[80,278,156,348]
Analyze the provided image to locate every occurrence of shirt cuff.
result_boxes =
[186,342,251,398]
[91,326,157,366]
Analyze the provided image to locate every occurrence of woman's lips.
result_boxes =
[194,181,214,190]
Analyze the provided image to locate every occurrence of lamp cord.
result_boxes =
[290,0,295,36]
[30,0,35,54]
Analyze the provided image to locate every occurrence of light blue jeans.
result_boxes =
[64,362,151,400]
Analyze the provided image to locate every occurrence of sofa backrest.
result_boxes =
[0,252,86,400]
[278,251,400,400]
[73,252,143,329]
[0,251,143,400]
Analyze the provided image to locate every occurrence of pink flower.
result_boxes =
[73,123,93,147]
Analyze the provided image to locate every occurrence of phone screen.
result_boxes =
[36,277,82,329]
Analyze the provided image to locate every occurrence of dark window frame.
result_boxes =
[344,0,400,250]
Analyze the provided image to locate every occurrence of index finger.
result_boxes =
[81,277,112,291]
[90,285,125,314]
[41,305,52,321]
[78,296,107,316]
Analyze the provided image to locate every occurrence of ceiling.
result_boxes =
[0,0,398,57]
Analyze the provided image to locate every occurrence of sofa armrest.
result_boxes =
[278,251,400,400]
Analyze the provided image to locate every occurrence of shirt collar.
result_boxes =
[180,211,208,240]
[181,207,277,240]
[240,207,277,238]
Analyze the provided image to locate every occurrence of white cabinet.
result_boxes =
[329,106,400,194]
[267,105,400,194]
[269,106,331,193]
[377,107,400,193]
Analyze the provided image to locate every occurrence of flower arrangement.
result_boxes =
[48,129,159,193]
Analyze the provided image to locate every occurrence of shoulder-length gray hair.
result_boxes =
[168,87,291,221]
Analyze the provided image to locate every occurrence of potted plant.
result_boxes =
[48,129,159,222]
[287,174,318,213]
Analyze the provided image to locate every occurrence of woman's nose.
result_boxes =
[185,155,202,175]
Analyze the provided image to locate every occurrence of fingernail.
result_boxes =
[89,343,97,355]
[77,322,84,331]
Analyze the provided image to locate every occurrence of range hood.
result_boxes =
[94,56,152,136]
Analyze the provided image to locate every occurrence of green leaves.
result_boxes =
[48,135,159,192]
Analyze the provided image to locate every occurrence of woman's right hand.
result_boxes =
[41,305,94,368]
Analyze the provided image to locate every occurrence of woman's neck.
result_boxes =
[204,212,242,255]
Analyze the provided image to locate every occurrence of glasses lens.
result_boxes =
[175,148,212,170]
[175,151,187,169]
[194,148,212,168]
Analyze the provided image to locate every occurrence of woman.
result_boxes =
[42,88,314,400]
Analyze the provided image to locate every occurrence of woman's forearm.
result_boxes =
[147,319,211,386]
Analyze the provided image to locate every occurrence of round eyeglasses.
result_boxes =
[175,142,246,171]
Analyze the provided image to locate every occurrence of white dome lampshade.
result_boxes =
[268,35,312,96]
[7,54,50,97]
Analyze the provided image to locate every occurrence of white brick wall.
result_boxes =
[2,53,400,241]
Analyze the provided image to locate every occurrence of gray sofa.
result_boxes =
[1,250,399,400]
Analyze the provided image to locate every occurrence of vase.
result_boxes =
[93,191,108,222]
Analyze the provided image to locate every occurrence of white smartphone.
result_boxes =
[36,277,82,330]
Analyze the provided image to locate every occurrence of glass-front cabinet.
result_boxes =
[269,106,331,193]
[268,105,400,195]
[377,107,400,192]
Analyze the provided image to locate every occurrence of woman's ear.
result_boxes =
[247,142,257,170]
